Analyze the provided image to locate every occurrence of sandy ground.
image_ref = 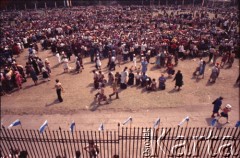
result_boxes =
[1,46,239,130]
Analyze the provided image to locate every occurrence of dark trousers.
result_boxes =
[56,89,63,102]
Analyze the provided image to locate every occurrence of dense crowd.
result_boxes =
[0,5,239,98]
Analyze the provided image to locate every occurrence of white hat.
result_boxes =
[226,104,232,109]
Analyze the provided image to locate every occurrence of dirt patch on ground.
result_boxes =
[1,47,239,129]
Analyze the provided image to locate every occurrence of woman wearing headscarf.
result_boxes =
[173,70,183,91]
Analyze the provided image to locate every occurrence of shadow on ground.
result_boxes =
[45,99,61,107]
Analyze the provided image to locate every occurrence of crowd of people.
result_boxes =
[0,5,239,102]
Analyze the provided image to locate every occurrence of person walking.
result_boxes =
[141,58,148,74]
[173,70,183,91]
[55,79,64,102]
[211,96,223,118]
[109,79,119,99]
[42,67,50,81]
[208,63,220,83]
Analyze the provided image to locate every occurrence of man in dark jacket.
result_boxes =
[211,97,223,118]
[173,70,183,91]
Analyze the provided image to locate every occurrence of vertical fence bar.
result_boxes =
[192,127,201,156]
[232,128,240,156]
[48,129,57,157]
[135,127,140,158]
[107,130,109,158]
[176,127,186,154]
[152,128,158,157]
[48,130,56,157]
[94,131,99,157]
[12,129,23,151]
[117,129,119,156]
[167,127,175,156]
[110,131,113,157]
[63,131,70,157]
[18,129,32,157]
[74,130,80,151]
[60,129,67,157]
[121,127,124,158]
[221,127,233,156]
[129,127,131,158]
[132,127,135,158]
[158,127,167,158]
[30,130,41,157]
[82,131,87,157]
[125,127,128,158]
[79,131,86,158]
[98,130,102,158]
[37,130,48,158]
[23,129,36,158]
[197,127,207,157]
[52,130,60,157]
[56,130,64,157]
[0,131,8,156]
[139,127,144,157]
[188,127,196,157]
[15,129,25,150]
[33,130,44,157]
[42,130,51,157]
[1,128,11,156]
[202,127,211,158]
[202,127,210,156]
[68,131,75,157]
[9,129,21,150]
[114,131,117,156]
[211,128,222,157]
[102,130,106,158]
[1,128,12,155]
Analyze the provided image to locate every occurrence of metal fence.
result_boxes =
[1,126,240,158]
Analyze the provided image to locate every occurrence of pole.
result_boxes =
[35,3,37,10]
[64,0,66,7]
[45,2,47,9]
[55,1,57,8]
[24,3,27,10]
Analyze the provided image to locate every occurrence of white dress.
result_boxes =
[63,58,69,70]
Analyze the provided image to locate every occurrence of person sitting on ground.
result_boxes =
[159,74,167,90]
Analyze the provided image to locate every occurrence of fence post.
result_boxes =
[59,127,66,157]
[1,128,13,156]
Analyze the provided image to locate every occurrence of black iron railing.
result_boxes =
[0,126,239,158]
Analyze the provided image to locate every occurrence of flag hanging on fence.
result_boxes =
[39,120,48,134]
[122,117,132,126]
[98,123,104,131]
[8,119,21,129]
[178,116,189,126]
[153,118,160,129]
[235,121,240,128]
[70,121,75,133]
[211,118,217,127]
